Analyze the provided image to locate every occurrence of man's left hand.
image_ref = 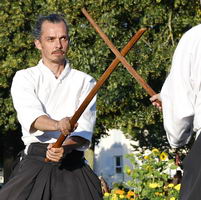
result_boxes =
[46,143,64,162]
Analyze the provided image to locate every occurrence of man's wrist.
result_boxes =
[55,121,59,131]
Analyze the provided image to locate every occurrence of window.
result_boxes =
[114,156,123,174]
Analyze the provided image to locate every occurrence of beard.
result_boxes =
[52,56,66,64]
[51,50,66,64]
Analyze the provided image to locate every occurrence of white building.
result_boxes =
[94,129,138,187]
[0,168,4,188]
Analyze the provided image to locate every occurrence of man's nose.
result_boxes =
[55,39,62,48]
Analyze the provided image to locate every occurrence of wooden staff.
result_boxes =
[81,8,158,97]
[45,27,146,161]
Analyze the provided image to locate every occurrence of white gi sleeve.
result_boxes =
[11,70,47,134]
[69,77,96,148]
[160,33,195,148]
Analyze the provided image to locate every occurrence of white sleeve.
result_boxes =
[161,34,195,148]
[11,71,47,134]
[69,77,96,145]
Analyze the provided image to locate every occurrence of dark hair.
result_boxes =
[32,14,68,40]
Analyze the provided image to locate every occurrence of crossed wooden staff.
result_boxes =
[45,8,159,161]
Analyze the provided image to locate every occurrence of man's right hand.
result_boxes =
[150,93,162,111]
[57,117,78,136]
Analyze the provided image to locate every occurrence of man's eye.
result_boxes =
[47,38,54,41]
[61,37,68,41]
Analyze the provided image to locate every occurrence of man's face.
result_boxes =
[35,21,69,65]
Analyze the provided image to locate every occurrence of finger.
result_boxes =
[149,97,154,102]
[59,124,71,133]
[46,151,63,162]
[48,147,64,158]
[73,123,78,131]
[151,102,162,111]
[60,129,70,136]
[46,154,60,162]
[152,102,159,106]
[150,96,157,102]
[50,147,64,153]
[46,151,57,161]
[47,143,53,150]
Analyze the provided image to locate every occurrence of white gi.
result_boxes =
[11,59,96,152]
[0,60,102,200]
[161,24,201,148]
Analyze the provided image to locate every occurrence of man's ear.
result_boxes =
[34,39,42,50]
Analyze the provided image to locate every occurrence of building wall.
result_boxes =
[0,167,4,188]
[94,129,138,187]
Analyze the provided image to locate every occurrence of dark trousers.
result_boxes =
[180,134,201,200]
[0,143,103,200]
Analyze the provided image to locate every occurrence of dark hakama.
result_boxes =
[179,134,201,200]
[0,143,103,200]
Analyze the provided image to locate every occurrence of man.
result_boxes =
[0,14,103,200]
[150,24,201,200]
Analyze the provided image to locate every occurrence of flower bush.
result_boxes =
[103,148,181,200]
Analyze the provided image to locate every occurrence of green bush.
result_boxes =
[104,148,181,200]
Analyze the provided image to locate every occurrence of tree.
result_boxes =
[0,0,200,176]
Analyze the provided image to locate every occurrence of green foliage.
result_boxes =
[0,0,200,148]
[104,148,181,200]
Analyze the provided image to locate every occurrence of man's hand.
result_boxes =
[150,93,162,111]
[46,135,87,162]
[57,117,78,136]
[46,143,64,162]
[31,116,78,135]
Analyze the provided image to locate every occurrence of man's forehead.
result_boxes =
[41,21,68,36]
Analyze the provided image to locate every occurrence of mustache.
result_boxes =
[52,50,65,54]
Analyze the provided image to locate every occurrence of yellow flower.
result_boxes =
[167,183,174,188]
[127,190,135,196]
[114,189,125,195]
[144,155,149,159]
[149,183,159,188]
[152,148,159,153]
[119,194,125,199]
[126,190,135,198]
[126,168,132,175]
[174,184,181,191]
[155,192,163,196]
[104,192,110,197]
[111,194,117,200]
[145,165,151,170]
[160,152,168,161]
[170,197,176,200]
